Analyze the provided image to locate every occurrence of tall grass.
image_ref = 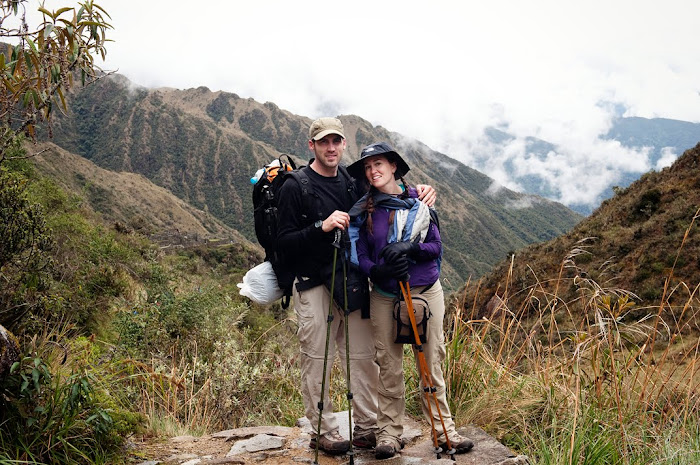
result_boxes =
[443,211,700,464]
[111,269,304,435]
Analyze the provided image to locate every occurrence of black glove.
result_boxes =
[370,256,410,282]
[380,240,420,264]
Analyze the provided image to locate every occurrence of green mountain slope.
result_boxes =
[46,75,582,289]
[30,142,245,240]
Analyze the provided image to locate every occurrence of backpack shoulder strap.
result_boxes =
[337,164,358,202]
[429,208,440,232]
[288,167,311,194]
[287,167,320,221]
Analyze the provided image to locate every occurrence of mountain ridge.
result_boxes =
[459,142,700,316]
[30,141,249,244]
[44,74,582,289]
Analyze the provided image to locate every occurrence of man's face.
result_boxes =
[309,134,346,170]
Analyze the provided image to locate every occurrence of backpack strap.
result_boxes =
[287,167,321,222]
[337,164,358,205]
[279,153,297,171]
[289,165,357,218]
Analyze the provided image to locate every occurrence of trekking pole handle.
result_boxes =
[332,228,342,249]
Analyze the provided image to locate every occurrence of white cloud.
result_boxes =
[505,196,539,210]
[656,147,678,170]
[20,0,700,211]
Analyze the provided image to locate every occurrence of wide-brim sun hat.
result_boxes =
[347,142,410,181]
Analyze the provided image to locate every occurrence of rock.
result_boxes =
[212,425,294,441]
[138,412,520,465]
[226,434,286,456]
[298,411,353,439]
[401,425,517,464]
[292,458,313,464]
[402,425,423,443]
[201,458,245,465]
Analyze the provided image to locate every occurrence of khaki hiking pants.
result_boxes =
[294,280,378,437]
[369,280,456,445]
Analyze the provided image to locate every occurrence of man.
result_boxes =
[277,117,436,455]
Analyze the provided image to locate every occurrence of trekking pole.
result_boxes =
[399,280,456,461]
[398,280,444,459]
[313,229,342,465]
[340,231,355,464]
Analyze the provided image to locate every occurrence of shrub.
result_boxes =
[0,343,140,463]
[0,166,54,331]
[629,188,662,222]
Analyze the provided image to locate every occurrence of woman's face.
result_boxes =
[363,155,397,192]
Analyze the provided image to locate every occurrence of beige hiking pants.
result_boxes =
[294,280,378,436]
[369,280,456,445]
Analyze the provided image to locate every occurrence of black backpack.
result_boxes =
[252,154,297,308]
[252,155,359,309]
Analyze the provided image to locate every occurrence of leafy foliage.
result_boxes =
[0,144,292,460]
[0,155,53,331]
[0,335,142,464]
[109,240,302,431]
[0,0,112,161]
[0,151,148,461]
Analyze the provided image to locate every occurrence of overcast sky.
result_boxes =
[24,1,700,210]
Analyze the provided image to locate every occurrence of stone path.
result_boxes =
[132,412,530,465]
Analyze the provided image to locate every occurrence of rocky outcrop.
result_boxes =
[132,412,530,465]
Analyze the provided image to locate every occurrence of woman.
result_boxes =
[347,142,474,460]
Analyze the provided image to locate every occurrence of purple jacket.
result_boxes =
[355,189,441,295]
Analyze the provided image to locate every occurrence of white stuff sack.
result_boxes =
[237,261,283,305]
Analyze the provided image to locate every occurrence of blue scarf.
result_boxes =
[348,191,434,266]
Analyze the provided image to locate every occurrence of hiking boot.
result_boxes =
[375,438,401,460]
[308,430,350,455]
[352,429,376,449]
[439,432,474,454]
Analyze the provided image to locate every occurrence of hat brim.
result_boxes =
[347,152,410,182]
[311,129,345,141]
